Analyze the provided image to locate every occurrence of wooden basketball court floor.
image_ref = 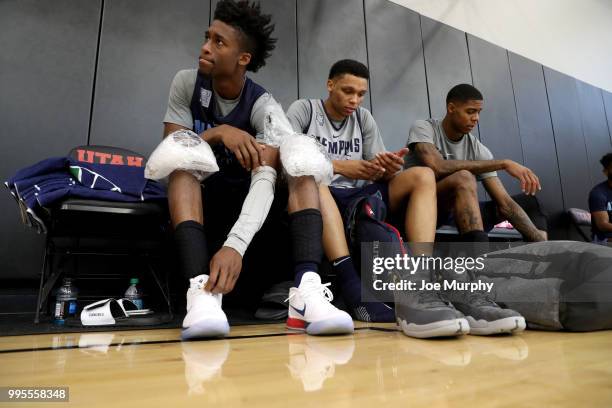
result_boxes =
[1,322,611,407]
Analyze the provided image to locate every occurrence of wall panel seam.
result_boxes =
[295,0,300,100]
[363,0,373,114]
[87,0,105,146]
[465,33,482,141]
[418,15,431,119]
[575,81,594,188]
[506,50,526,165]
[601,90,612,147]
[542,67,568,210]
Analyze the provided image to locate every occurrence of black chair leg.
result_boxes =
[35,238,64,323]
[147,260,173,318]
[34,238,50,324]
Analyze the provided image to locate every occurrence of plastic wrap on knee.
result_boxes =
[261,102,295,148]
[280,135,333,185]
[145,129,219,181]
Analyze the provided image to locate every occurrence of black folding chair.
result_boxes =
[34,145,172,323]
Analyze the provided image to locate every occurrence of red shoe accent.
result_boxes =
[286,317,306,331]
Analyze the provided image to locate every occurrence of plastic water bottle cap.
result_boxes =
[130,278,139,285]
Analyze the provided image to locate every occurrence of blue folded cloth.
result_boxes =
[5,156,167,233]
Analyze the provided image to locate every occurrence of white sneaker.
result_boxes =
[182,275,230,340]
[286,272,354,335]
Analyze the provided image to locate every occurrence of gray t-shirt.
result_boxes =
[286,99,386,188]
[404,118,497,181]
[163,69,277,139]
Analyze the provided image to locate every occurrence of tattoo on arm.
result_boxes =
[502,200,544,242]
[415,143,505,179]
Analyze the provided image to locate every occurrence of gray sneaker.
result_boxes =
[393,275,469,339]
[448,291,526,335]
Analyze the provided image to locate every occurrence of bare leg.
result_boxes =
[319,185,350,260]
[436,170,483,233]
[388,167,437,243]
[288,175,319,213]
[285,172,324,289]
[168,170,204,227]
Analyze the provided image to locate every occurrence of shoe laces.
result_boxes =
[190,276,206,291]
[466,291,497,307]
[285,282,334,304]
[417,289,450,307]
[189,277,219,302]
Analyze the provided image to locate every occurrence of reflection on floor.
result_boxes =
[1,324,611,407]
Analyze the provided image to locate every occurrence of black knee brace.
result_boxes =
[289,209,323,265]
[174,220,210,279]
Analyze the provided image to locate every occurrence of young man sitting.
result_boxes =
[589,152,612,244]
[287,60,474,339]
[163,0,352,339]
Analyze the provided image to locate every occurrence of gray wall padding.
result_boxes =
[2,0,612,278]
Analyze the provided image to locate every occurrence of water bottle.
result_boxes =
[124,278,143,309]
[54,278,78,324]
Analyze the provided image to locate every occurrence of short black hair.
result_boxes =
[446,83,483,105]
[214,0,276,72]
[328,59,370,80]
[601,153,612,169]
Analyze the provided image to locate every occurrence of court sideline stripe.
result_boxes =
[0,326,397,355]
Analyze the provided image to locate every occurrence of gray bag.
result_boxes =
[475,241,612,331]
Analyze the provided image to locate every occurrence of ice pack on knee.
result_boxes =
[145,130,219,181]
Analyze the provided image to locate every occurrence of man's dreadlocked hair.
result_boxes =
[214,0,277,72]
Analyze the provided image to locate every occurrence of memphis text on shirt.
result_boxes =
[312,135,361,156]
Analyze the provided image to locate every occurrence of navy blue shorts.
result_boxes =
[202,171,289,248]
[330,182,390,222]
[200,171,292,307]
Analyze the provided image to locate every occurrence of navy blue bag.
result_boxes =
[344,194,406,288]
